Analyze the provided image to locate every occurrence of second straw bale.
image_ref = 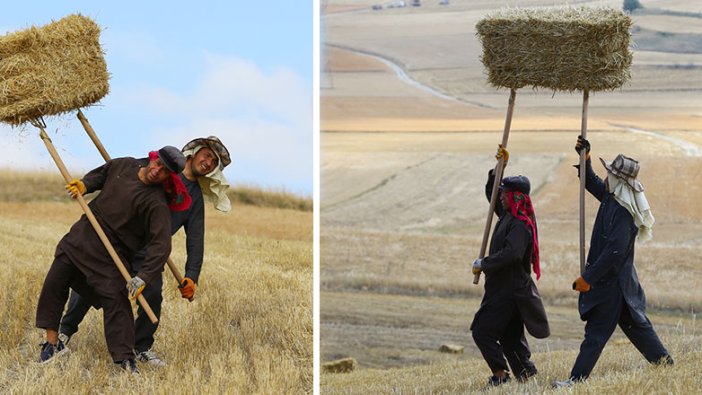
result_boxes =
[476,7,633,92]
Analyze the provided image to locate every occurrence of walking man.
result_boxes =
[59,136,232,366]
[471,145,550,387]
[36,146,187,373]
[553,136,673,387]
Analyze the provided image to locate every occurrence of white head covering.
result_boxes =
[607,173,654,242]
[183,145,231,213]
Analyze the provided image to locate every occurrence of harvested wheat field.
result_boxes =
[321,0,702,393]
[0,171,312,393]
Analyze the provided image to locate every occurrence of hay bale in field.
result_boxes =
[322,357,357,373]
[0,14,109,126]
[438,343,464,354]
[476,7,632,92]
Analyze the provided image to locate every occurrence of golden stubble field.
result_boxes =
[0,172,312,394]
[321,0,702,393]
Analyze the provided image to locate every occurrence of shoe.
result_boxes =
[136,349,166,367]
[551,378,575,388]
[39,340,68,363]
[58,332,71,346]
[516,367,537,382]
[487,373,511,387]
[118,358,140,374]
[656,354,674,366]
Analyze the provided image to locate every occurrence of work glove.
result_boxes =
[472,258,483,275]
[572,276,591,293]
[495,144,509,165]
[65,179,86,199]
[127,276,146,300]
[575,135,591,160]
[178,277,196,300]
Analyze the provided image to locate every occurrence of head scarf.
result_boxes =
[607,173,655,242]
[505,190,540,280]
[182,145,231,213]
[149,151,191,212]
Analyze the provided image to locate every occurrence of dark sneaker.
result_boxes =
[487,373,511,387]
[516,367,538,382]
[39,340,68,363]
[118,358,140,374]
[656,354,674,366]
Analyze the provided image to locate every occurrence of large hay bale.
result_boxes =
[476,7,632,92]
[0,14,109,126]
[322,357,357,373]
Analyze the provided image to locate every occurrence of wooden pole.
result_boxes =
[579,90,589,274]
[76,109,110,161]
[36,125,158,323]
[76,110,190,299]
[474,88,516,285]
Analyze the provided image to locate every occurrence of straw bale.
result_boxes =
[476,7,632,92]
[438,343,464,354]
[322,357,357,373]
[0,14,109,126]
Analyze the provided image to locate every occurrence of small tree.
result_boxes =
[623,0,642,12]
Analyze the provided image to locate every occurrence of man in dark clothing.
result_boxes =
[36,146,186,372]
[553,136,672,388]
[58,136,232,366]
[471,146,550,387]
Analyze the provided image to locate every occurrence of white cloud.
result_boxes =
[122,54,312,192]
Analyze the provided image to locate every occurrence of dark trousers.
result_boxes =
[61,270,164,353]
[471,297,537,377]
[571,292,670,380]
[36,254,135,362]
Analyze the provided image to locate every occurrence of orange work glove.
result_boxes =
[572,276,591,293]
[495,144,509,165]
[65,179,86,198]
[178,277,196,300]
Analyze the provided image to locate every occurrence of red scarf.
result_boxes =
[148,151,191,212]
[506,191,540,280]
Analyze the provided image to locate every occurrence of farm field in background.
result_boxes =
[0,173,312,393]
[321,0,702,393]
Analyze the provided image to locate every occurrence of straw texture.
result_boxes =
[476,7,633,92]
[0,14,109,126]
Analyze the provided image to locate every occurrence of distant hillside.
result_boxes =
[0,170,312,211]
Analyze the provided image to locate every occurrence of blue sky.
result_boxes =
[0,1,312,195]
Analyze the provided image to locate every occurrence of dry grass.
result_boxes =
[321,320,700,394]
[0,14,109,126]
[0,173,312,393]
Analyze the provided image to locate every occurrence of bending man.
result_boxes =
[59,136,232,366]
[36,146,187,373]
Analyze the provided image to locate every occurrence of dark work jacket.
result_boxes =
[56,158,172,294]
[578,159,647,324]
[476,169,550,339]
[131,168,206,283]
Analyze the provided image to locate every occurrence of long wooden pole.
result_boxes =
[76,110,191,300]
[36,125,158,323]
[579,90,589,274]
[474,88,516,285]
